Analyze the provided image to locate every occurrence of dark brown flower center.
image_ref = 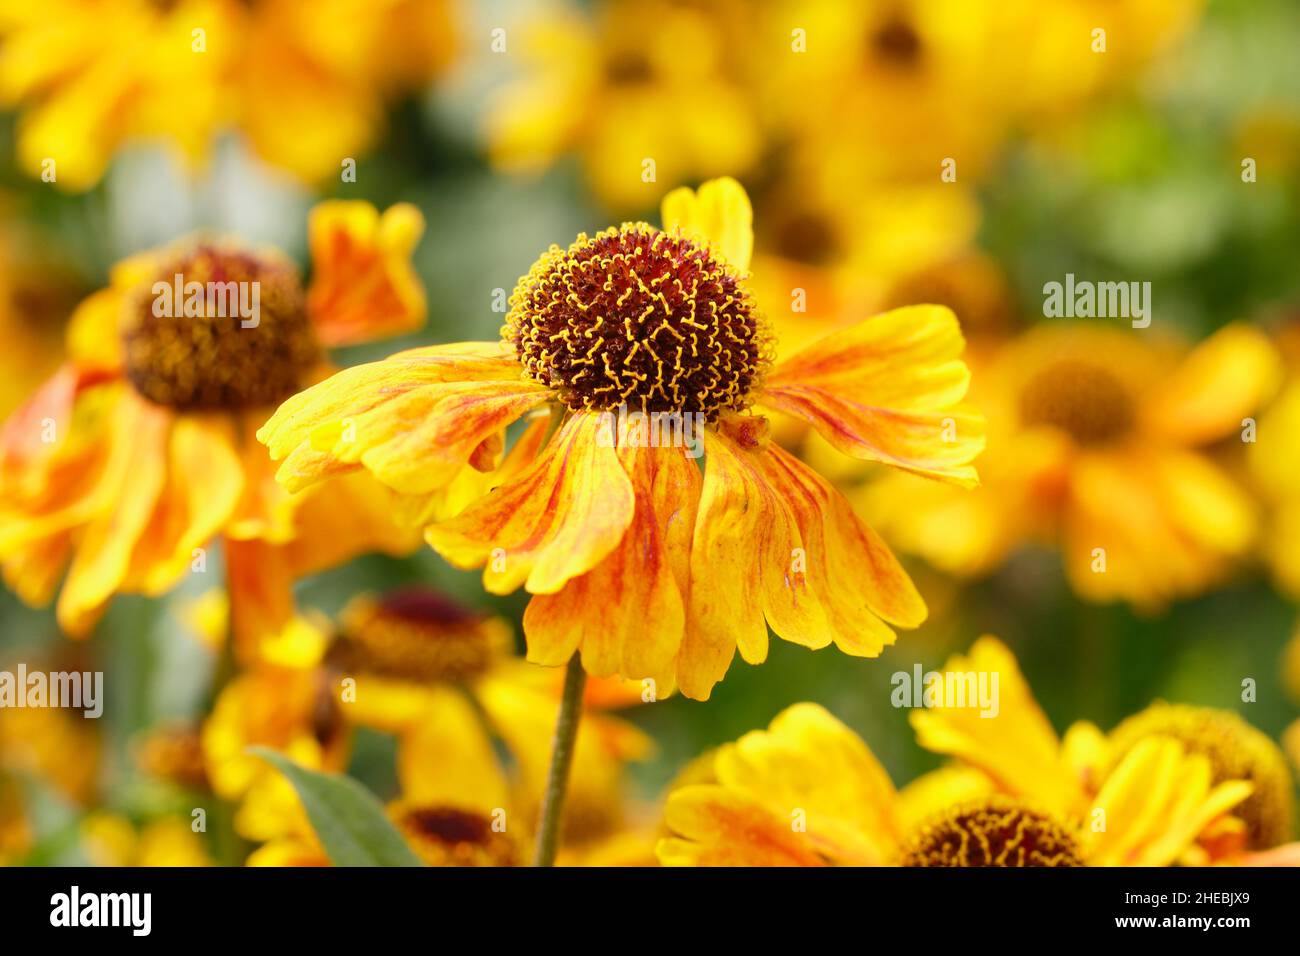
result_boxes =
[122,243,320,410]
[1019,359,1136,445]
[505,224,769,419]
[871,14,923,68]
[390,805,521,867]
[900,796,1084,867]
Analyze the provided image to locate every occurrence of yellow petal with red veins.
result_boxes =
[910,636,1078,816]
[659,176,753,273]
[426,412,635,596]
[715,704,901,865]
[1144,322,1281,445]
[258,344,543,494]
[760,305,984,486]
[306,201,427,346]
[657,785,825,867]
[523,444,699,688]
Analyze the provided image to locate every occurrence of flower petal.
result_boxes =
[910,636,1079,817]
[659,176,754,274]
[759,304,984,485]
[426,412,635,596]
[306,201,427,346]
[657,785,825,867]
[523,444,698,689]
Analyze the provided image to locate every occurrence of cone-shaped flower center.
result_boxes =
[1108,704,1293,849]
[123,243,320,410]
[332,588,505,685]
[506,224,769,419]
[1019,359,1135,445]
[900,796,1084,867]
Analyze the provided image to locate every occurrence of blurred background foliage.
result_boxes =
[1,0,1299,864]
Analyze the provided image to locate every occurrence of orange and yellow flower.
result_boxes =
[858,322,1279,608]
[0,0,458,190]
[0,201,426,655]
[259,177,985,699]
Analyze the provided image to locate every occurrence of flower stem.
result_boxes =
[534,652,587,867]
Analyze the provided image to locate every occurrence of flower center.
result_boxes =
[122,243,320,410]
[505,224,769,419]
[390,805,520,866]
[900,796,1084,867]
[870,14,923,68]
[1108,704,1293,849]
[1018,359,1136,445]
[332,588,507,685]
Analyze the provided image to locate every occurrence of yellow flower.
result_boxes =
[1248,342,1300,597]
[859,322,1279,608]
[484,1,761,211]
[0,0,458,190]
[658,645,1255,867]
[0,201,425,654]
[259,177,985,699]
[911,637,1279,862]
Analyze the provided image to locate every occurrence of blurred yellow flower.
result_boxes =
[1248,339,1300,597]
[859,322,1279,608]
[0,0,458,190]
[0,201,425,654]
[81,812,213,867]
[485,0,760,211]
[260,177,984,699]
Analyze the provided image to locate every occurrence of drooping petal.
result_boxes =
[659,176,754,273]
[395,688,512,812]
[426,412,635,596]
[124,412,245,594]
[523,443,699,689]
[56,392,172,636]
[759,304,984,486]
[306,201,427,346]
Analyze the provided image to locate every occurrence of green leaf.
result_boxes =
[249,748,422,867]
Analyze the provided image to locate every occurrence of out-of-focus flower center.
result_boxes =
[505,224,770,420]
[900,796,1084,867]
[1108,703,1293,849]
[1018,359,1136,445]
[122,244,320,410]
[870,14,923,68]
[390,805,520,866]
[332,588,505,685]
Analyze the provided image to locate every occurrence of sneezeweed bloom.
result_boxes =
[484,0,761,211]
[259,177,985,700]
[859,322,1279,608]
[658,646,1255,867]
[911,637,1291,862]
[0,0,458,190]
[0,201,426,654]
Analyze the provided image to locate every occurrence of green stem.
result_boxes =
[533,652,587,867]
